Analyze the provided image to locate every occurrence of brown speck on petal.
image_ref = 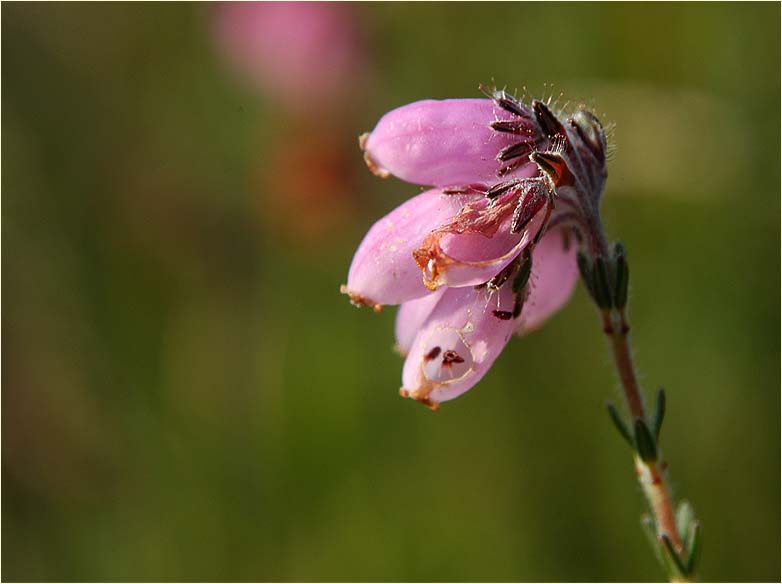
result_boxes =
[399,387,440,410]
[340,284,382,312]
[424,346,442,362]
[417,396,440,411]
[359,132,390,178]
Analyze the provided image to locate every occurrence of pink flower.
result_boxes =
[343,90,608,409]
[213,2,363,107]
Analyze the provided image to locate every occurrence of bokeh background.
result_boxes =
[2,2,779,581]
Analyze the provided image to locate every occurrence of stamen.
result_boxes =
[512,293,525,319]
[442,183,488,195]
[497,140,535,162]
[485,179,524,199]
[533,100,566,138]
[490,120,530,134]
[511,182,548,234]
[442,350,465,365]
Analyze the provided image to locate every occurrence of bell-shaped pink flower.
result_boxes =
[399,284,519,409]
[344,91,608,409]
[342,188,544,309]
[394,227,578,408]
[361,98,542,186]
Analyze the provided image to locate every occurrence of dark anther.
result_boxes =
[511,184,547,234]
[490,120,529,134]
[569,118,604,161]
[497,140,535,162]
[532,100,565,137]
[424,346,442,362]
[512,248,532,293]
[487,254,521,291]
[495,96,528,118]
[487,270,510,290]
[530,151,563,180]
[442,350,465,365]
[512,293,524,319]
[442,183,488,195]
[485,179,524,199]
[531,200,554,245]
[492,310,513,320]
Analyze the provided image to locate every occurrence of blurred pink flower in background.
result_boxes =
[253,123,355,244]
[213,2,369,243]
[342,93,604,409]
[214,1,364,107]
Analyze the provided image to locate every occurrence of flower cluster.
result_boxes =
[343,88,608,409]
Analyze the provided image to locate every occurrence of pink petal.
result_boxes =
[342,189,476,308]
[400,286,519,408]
[517,227,579,333]
[415,195,547,290]
[361,99,539,187]
[394,289,446,357]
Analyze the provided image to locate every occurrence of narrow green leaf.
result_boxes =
[633,418,657,462]
[653,387,666,440]
[686,521,701,575]
[660,534,688,578]
[606,401,633,446]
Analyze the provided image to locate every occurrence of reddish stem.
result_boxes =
[602,308,684,554]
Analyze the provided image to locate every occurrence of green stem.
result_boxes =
[601,307,689,581]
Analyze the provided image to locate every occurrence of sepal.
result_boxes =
[641,505,701,580]
[593,256,613,309]
[577,243,631,311]
[612,241,629,309]
[633,418,658,463]
[606,401,633,446]
[653,387,666,440]
[660,534,688,579]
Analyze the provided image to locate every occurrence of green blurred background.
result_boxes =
[2,2,779,581]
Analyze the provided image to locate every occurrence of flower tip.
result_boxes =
[340,284,383,312]
[392,344,407,358]
[399,387,440,411]
[359,132,389,178]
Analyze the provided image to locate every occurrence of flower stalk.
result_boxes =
[579,245,701,582]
